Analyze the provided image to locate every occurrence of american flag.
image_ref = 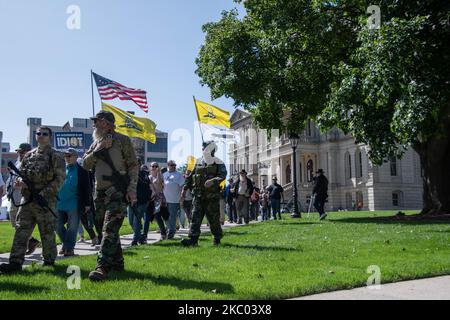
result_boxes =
[93,72,148,113]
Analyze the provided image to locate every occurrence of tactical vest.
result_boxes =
[22,149,56,190]
[191,161,220,197]
[20,147,59,200]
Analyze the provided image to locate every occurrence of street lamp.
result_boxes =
[289,133,301,218]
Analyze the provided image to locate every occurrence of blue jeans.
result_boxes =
[167,203,181,237]
[142,201,154,239]
[226,201,237,222]
[127,203,148,242]
[57,210,80,251]
[262,207,269,221]
[271,199,281,219]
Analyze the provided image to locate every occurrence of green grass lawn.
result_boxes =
[1,210,449,300]
[0,218,157,254]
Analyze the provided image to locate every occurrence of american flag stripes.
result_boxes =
[92,72,148,113]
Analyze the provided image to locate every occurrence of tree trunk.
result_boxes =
[414,107,450,215]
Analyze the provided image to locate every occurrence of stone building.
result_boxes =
[228,109,423,211]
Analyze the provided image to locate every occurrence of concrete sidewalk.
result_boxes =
[293,276,450,300]
[0,221,241,267]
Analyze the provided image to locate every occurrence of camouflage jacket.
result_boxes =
[183,156,227,199]
[20,145,66,203]
[82,132,138,194]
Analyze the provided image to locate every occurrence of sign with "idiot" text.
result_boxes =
[55,132,85,153]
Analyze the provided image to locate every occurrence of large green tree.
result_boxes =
[195,0,450,215]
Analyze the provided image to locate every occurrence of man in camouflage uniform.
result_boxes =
[180,141,227,247]
[82,110,138,281]
[0,127,66,274]
[6,143,42,255]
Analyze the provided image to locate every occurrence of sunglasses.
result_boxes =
[169,164,176,167]
[64,154,75,158]
[36,132,50,137]
[151,165,159,168]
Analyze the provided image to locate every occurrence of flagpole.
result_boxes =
[193,96,204,144]
[90,70,95,117]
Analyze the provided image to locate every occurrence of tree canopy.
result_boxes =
[196,0,450,164]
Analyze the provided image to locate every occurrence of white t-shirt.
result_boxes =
[163,171,185,204]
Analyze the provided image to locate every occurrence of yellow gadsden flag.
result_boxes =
[187,156,196,171]
[102,102,156,143]
[194,98,230,128]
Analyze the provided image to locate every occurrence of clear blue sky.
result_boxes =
[0,0,244,162]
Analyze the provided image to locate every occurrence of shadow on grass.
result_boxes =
[0,281,51,294]
[280,222,320,225]
[0,265,235,294]
[331,216,450,225]
[225,230,250,236]
[151,240,300,253]
[222,243,299,252]
[108,270,235,294]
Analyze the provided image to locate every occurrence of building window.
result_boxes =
[345,152,352,179]
[390,156,397,176]
[355,149,363,178]
[392,193,399,206]
[286,164,291,184]
[299,162,303,183]
[307,159,314,182]
[147,137,168,153]
[392,191,403,207]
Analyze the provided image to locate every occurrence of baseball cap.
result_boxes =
[15,143,32,152]
[64,148,78,157]
[90,110,115,124]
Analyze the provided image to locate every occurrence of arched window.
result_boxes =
[355,149,363,178]
[345,152,352,179]
[307,159,314,182]
[286,164,292,184]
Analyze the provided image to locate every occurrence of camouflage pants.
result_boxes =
[9,205,19,228]
[9,202,57,265]
[94,191,126,270]
[189,196,223,239]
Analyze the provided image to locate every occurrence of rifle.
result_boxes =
[95,145,130,201]
[7,161,57,218]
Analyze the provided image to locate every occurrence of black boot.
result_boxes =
[89,266,110,281]
[181,237,199,247]
[0,262,22,274]
[213,238,221,246]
